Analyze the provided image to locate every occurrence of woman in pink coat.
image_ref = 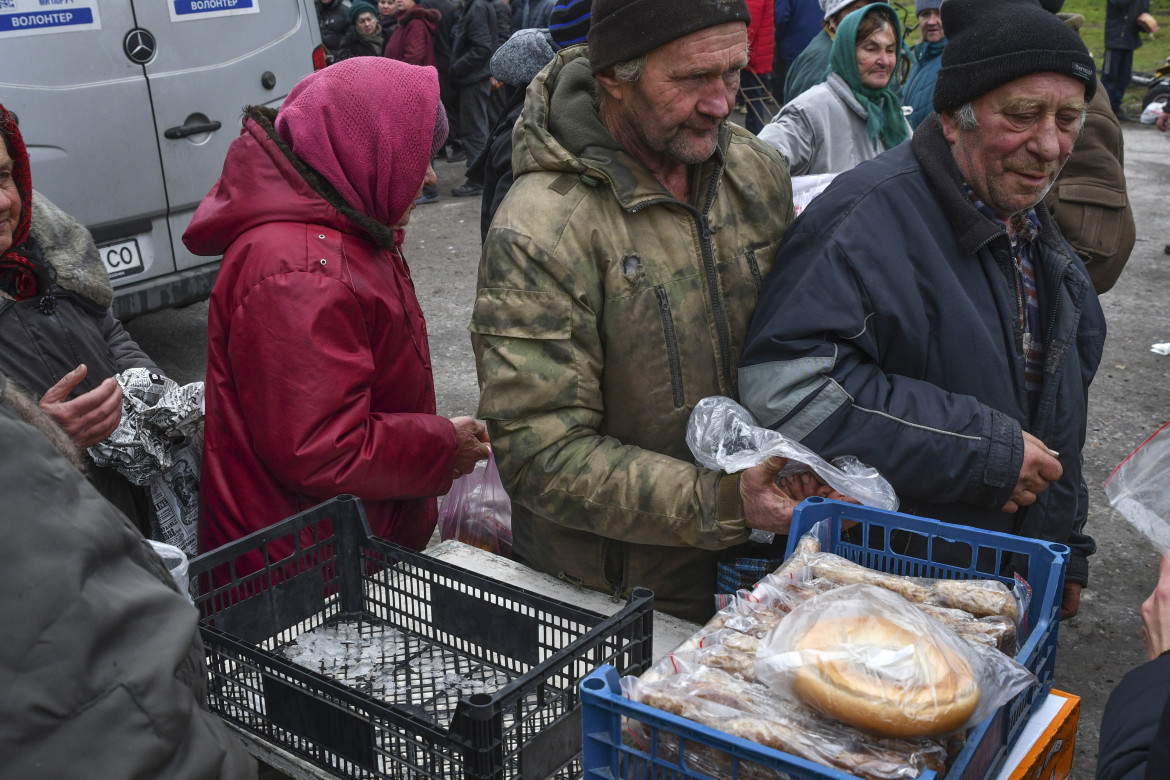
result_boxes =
[184,58,489,571]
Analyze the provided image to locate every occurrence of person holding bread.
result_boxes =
[739,0,1105,620]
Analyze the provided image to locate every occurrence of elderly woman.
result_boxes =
[759,3,910,176]
[184,58,489,570]
[343,2,386,57]
[0,104,161,532]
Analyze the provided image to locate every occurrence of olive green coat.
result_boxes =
[470,46,794,623]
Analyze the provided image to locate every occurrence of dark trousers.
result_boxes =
[740,70,774,135]
[437,61,462,150]
[457,79,491,165]
[1102,48,1134,114]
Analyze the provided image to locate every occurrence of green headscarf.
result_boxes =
[828,3,909,152]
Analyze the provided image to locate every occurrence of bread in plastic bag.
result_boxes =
[755,584,1036,738]
[686,396,898,511]
[623,660,948,780]
[438,449,512,557]
[1104,421,1170,555]
[772,519,1029,630]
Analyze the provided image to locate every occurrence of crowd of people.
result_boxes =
[3,0,1169,775]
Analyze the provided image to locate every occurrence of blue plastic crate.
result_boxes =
[580,497,1069,780]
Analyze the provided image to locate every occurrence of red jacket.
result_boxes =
[746,0,776,74]
[384,6,441,67]
[184,112,456,567]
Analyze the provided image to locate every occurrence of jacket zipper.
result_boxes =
[697,167,734,395]
[654,285,686,408]
[626,157,734,395]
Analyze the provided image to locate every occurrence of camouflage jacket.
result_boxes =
[470,47,794,623]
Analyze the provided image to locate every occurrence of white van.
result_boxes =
[0,1,325,319]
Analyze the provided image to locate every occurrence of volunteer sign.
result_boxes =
[169,0,259,22]
[0,0,101,38]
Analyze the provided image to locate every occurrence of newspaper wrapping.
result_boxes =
[88,368,204,554]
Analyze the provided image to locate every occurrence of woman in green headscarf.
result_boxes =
[758,3,911,176]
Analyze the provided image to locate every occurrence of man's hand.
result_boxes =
[1002,431,1063,513]
[450,416,490,479]
[1142,554,1170,659]
[1157,110,1170,132]
[1138,11,1159,34]
[38,365,122,448]
[741,457,856,535]
[1061,582,1082,620]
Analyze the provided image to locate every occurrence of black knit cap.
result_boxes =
[588,0,751,75]
[933,0,1096,113]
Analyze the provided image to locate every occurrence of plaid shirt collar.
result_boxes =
[961,182,1042,244]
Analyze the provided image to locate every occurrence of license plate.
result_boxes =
[99,238,145,281]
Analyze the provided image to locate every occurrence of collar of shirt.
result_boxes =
[961,182,1041,245]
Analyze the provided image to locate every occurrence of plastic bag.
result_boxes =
[792,173,838,216]
[1105,421,1170,555]
[622,661,947,780]
[686,396,899,511]
[147,539,193,604]
[755,585,1036,739]
[439,449,513,557]
[766,521,1026,640]
[1141,101,1165,124]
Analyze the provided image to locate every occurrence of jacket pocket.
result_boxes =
[470,289,572,339]
[1048,182,1135,292]
[654,285,685,408]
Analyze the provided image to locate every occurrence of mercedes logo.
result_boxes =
[123,28,156,65]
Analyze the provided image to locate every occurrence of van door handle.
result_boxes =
[164,120,222,139]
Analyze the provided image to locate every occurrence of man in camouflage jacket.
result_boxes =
[470,0,802,623]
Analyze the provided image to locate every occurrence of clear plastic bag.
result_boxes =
[438,449,513,557]
[622,661,948,780]
[755,585,1036,739]
[686,396,899,511]
[1105,421,1170,555]
[147,539,193,604]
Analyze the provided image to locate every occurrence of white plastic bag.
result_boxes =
[1141,101,1165,124]
[792,173,837,216]
[686,396,898,510]
[754,585,1036,738]
[147,539,193,604]
[1105,422,1170,555]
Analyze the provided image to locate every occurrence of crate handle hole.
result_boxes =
[582,677,605,691]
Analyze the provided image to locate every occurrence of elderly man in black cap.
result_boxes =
[740,0,1106,620]
[470,0,832,622]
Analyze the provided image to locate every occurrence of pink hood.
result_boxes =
[185,58,444,256]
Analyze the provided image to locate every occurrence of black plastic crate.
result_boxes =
[189,495,654,779]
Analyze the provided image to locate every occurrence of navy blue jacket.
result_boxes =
[774,0,823,63]
[1098,653,1170,780]
[903,39,946,130]
[739,115,1105,586]
[1106,0,1150,50]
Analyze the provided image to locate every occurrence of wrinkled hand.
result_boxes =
[1142,554,1170,659]
[1002,431,1062,513]
[741,457,856,535]
[1138,11,1159,33]
[1061,582,1082,621]
[450,416,490,479]
[39,364,122,448]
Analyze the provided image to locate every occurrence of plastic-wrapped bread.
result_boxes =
[627,664,947,780]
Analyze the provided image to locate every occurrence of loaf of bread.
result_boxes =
[789,613,981,738]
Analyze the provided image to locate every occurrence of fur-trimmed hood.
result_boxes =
[28,191,114,310]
